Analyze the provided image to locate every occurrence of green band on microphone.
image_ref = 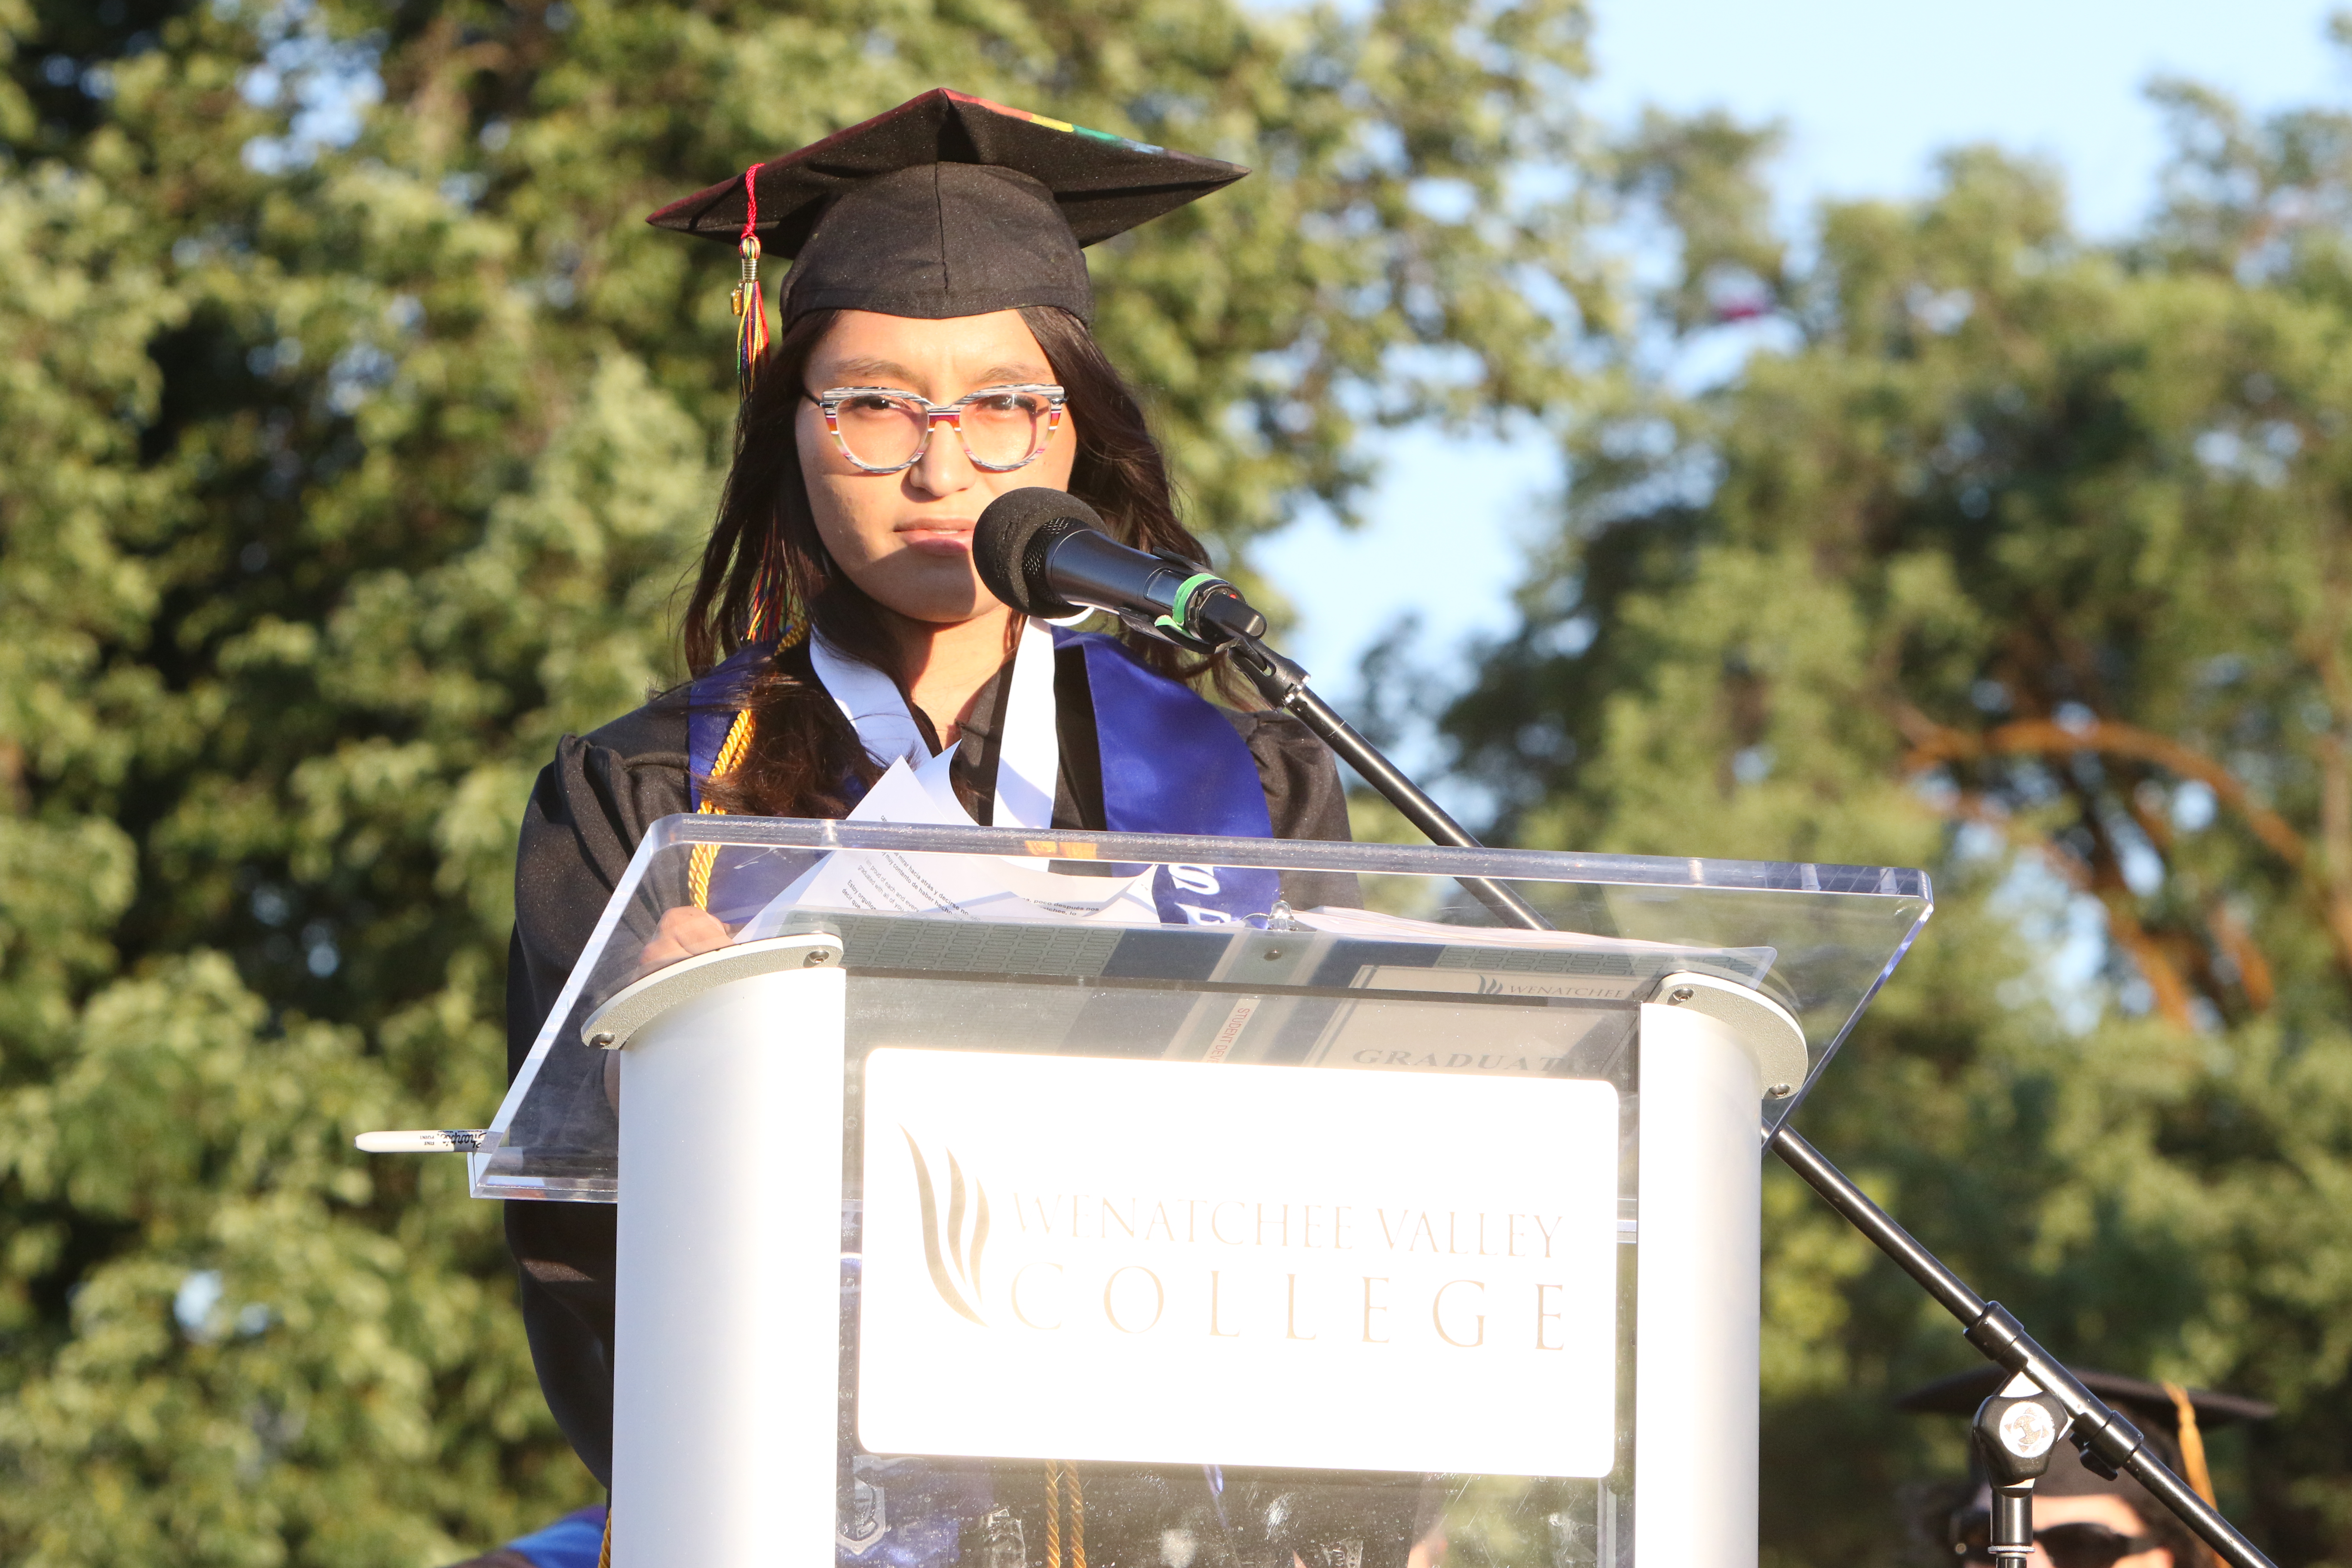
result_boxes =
[1154,572,1225,639]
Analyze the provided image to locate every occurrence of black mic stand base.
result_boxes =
[1224,632,2278,1568]
[1767,1126,2272,1568]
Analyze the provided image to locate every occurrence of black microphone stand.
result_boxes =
[1222,631,2277,1568]
[1221,637,1547,929]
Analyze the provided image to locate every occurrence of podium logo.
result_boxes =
[903,1129,991,1325]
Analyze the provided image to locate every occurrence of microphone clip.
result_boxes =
[1116,606,1220,655]
[1118,550,1268,654]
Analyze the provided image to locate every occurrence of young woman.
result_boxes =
[485,92,1404,1568]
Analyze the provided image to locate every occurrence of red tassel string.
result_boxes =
[730,162,768,398]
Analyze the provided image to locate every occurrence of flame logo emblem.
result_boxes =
[903,1128,990,1325]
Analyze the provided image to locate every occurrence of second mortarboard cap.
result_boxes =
[647,89,1249,328]
[1899,1364,2273,1508]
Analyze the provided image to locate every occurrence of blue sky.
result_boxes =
[1257,0,2348,784]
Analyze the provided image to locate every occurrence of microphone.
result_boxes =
[977,490,1553,931]
[973,488,1269,647]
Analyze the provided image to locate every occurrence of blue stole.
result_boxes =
[501,1504,606,1568]
[686,632,1282,925]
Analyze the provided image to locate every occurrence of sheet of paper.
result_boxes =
[735,758,1159,939]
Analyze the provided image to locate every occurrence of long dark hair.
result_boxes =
[682,304,1232,818]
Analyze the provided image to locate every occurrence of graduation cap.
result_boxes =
[1899,1365,2273,1507]
[648,89,1249,389]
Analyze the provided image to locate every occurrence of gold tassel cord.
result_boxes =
[2161,1381,2218,1507]
[1068,1462,1086,1568]
[684,612,810,908]
[688,708,757,909]
[598,1509,612,1568]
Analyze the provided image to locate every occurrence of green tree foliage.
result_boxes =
[1444,52,2352,1568]
[0,0,1596,1560]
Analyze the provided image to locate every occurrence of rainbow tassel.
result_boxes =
[729,161,769,395]
[731,235,768,396]
[743,539,805,647]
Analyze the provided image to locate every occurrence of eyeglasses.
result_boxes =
[1949,1511,2159,1567]
[808,383,1067,475]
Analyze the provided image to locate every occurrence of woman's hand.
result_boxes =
[640,904,732,968]
[612,905,732,1112]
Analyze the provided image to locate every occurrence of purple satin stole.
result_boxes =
[686,634,1280,924]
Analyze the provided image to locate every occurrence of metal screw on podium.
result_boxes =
[1766,1082,1795,1099]
[1669,986,1694,1002]
[589,1031,615,1049]
[805,947,833,966]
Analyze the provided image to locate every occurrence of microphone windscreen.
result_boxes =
[974,487,1103,615]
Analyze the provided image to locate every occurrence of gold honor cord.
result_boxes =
[597,1509,612,1568]
[1044,1461,1058,1568]
[688,707,758,910]
[2161,1381,2218,1507]
[1043,1460,1087,1568]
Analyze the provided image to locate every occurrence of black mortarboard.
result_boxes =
[647,89,1248,327]
[1896,1366,2275,1433]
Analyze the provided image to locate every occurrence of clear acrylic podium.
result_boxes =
[475,817,1931,1568]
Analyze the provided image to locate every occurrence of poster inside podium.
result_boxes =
[476,817,1931,1566]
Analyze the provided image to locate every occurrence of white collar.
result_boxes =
[805,618,1061,830]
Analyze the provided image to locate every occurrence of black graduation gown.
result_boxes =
[504,643,1358,1491]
